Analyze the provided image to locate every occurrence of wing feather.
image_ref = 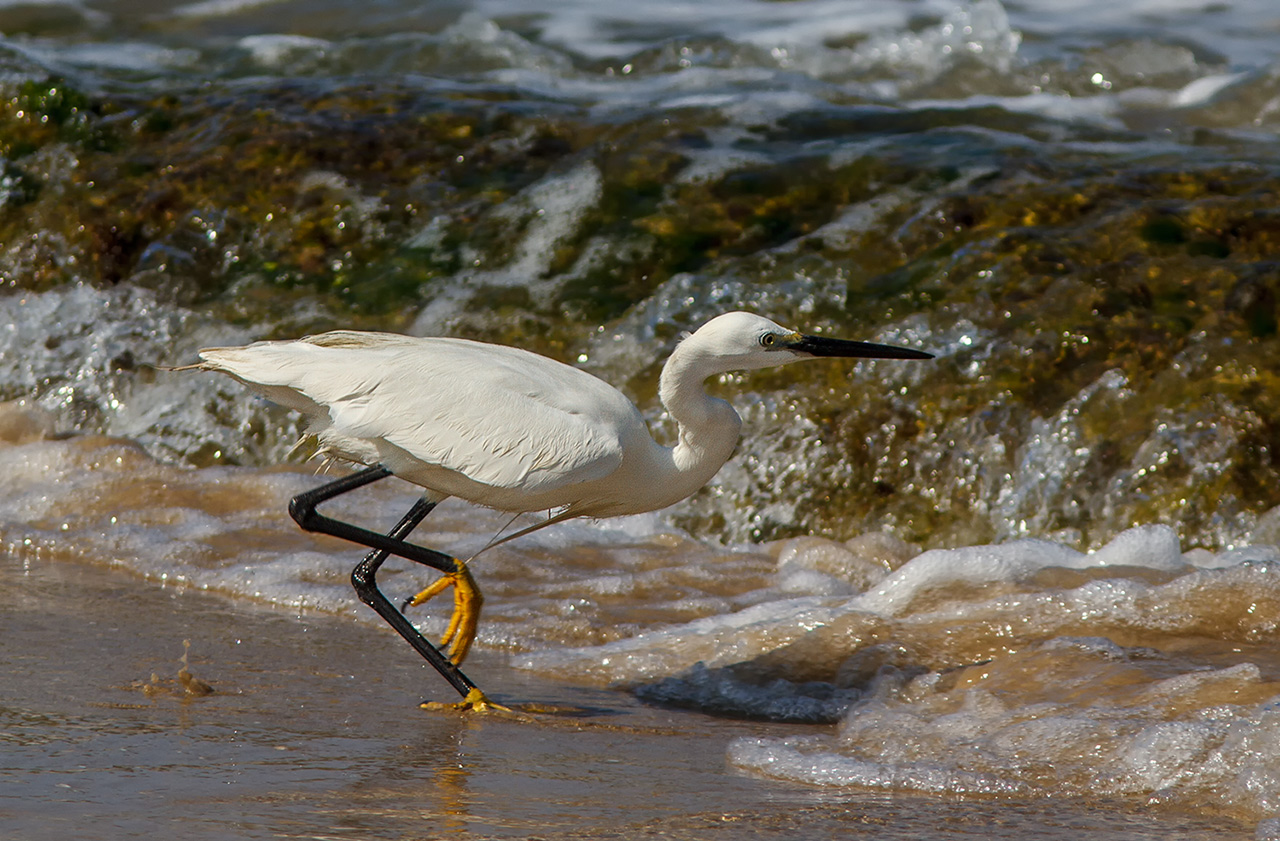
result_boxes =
[199,332,630,494]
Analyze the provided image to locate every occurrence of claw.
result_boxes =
[420,687,512,713]
[405,560,483,665]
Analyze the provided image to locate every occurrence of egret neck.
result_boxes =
[657,332,745,491]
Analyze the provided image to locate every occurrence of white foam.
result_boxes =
[17,41,199,73]
[171,0,283,19]
[410,163,603,333]
[512,596,840,683]
[1171,72,1251,107]
[906,92,1122,126]
[849,537,1090,616]
[0,284,287,467]
[847,0,1021,80]
[729,735,1027,794]
[774,536,890,596]
[730,645,1280,834]
[515,523,1280,696]
[471,0,940,61]
[238,34,331,68]
[1088,523,1184,570]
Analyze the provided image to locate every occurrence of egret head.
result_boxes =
[684,311,932,373]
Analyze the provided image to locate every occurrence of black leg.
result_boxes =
[289,465,458,574]
[352,500,478,700]
[289,465,477,701]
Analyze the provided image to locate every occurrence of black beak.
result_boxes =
[788,334,934,360]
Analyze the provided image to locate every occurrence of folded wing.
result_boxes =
[199,331,629,495]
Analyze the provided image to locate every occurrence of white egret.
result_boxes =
[184,311,932,710]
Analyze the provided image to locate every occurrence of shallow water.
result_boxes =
[5,0,1280,837]
[0,532,1255,840]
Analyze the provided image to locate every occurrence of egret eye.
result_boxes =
[760,333,776,348]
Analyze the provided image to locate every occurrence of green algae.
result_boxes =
[0,79,111,160]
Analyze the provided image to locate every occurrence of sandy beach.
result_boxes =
[1,548,1249,840]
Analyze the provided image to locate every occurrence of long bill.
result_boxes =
[788,334,934,360]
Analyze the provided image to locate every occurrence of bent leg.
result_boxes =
[288,466,500,708]
[289,465,457,574]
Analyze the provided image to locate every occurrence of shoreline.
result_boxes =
[1,550,1249,840]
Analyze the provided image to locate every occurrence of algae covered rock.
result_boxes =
[0,63,1277,551]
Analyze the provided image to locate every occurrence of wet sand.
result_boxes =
[0,550,1250,840]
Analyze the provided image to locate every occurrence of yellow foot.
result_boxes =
[405,559,482,665]
[420,687,512,713]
